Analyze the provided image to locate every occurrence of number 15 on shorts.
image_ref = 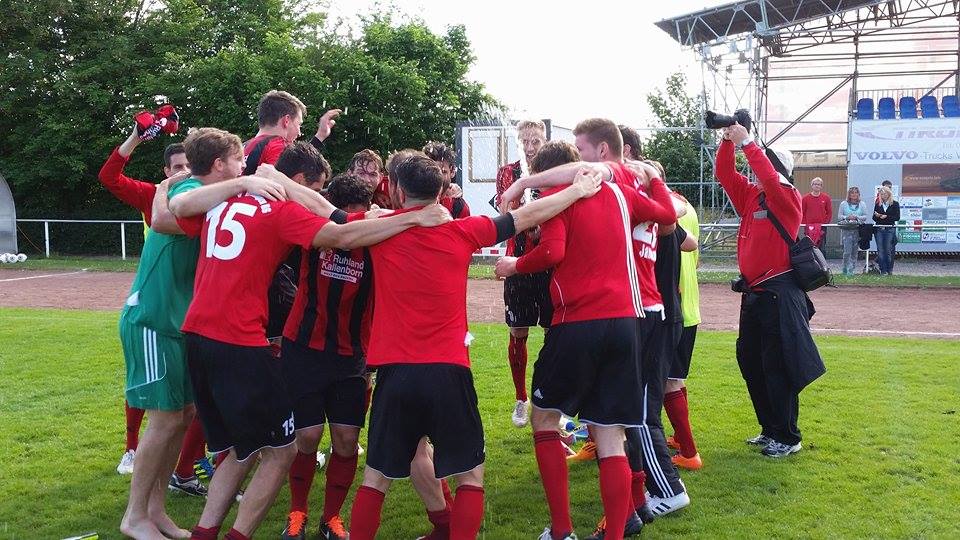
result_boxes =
[282,412,295,437]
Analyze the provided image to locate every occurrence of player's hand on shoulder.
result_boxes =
[572,167,603,198]
[163,170,191,187]
[415,203,452,227]
[242,175,287,202]
[254,163,289,182]
[494,256,518,279]
[365,204,393,219]
[624,160,656,188]
[499,184,523,214]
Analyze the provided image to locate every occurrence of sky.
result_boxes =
[327,0,958,150]
[328,0,713,129]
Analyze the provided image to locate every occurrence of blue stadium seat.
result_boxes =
[899,96,918,119]
[856,98,874,119]
[944,95,960,118]
[877,97,895,119]
[920,95,940,118]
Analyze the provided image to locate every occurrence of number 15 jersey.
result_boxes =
[179,193,330,347]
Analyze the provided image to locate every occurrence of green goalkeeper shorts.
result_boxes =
[120,320,193,411]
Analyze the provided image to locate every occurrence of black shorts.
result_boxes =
[281,339,367,430]
[530,317,643,427]
[366,363,484,479]
[185,333,295,461]
[504,271,553,328]
[669,325,698,380]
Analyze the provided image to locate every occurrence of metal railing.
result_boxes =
[16,219,143,259]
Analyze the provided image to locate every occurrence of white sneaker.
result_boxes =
[539,526,577,539]
[646,490,690,516]
[117,449,135,475]
[512,400,529,427]
[316,451,327,470]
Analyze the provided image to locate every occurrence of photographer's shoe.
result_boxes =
[761,440,802,458]
[745,434,772,446]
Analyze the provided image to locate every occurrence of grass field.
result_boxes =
[1,307,959,539]
[10,255,960,288]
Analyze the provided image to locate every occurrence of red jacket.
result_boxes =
[716,140,802,287]
[98,147,157,225]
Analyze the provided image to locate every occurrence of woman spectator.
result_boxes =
[873,186,900,275]
[838,186,868,275]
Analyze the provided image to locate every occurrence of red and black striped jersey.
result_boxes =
[282,246,374,358]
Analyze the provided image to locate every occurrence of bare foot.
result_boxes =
[151,513,190,539]
[120,515,166,540]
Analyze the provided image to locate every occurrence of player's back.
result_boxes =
[181,193,327,346]
[542,181,643,325]
[366,212,497,367]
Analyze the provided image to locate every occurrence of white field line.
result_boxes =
[0,270,87,282]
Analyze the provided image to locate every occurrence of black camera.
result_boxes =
[705,109,751,132]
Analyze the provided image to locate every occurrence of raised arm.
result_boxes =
[312,204,451,250]
[508,168,602,232]
[97,128,157,218]
[714,137,754,216]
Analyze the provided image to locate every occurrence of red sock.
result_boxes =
[289,450,317,513]
[175,416,206,478]
[451,485,484,540]
[349,485,385,540]
[598,456,631,540]
[189,525,219,540]
[533,431,572,538]
[631,471,647,509]
[322,451,359,521]
[508,334,528,402]
[215,450,228,468]
[441,478,455,507]
[425,503,451,539]
[664,388,697,458]
[125,402,145,451]
[223,528,250,540]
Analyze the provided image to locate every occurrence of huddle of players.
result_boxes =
[493,120,704,540]
[110,88,599,540]
[109,85,710,540]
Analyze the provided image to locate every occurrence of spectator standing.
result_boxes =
[873,186,900,275]
[801,177,832,249]
[837,187,868,275]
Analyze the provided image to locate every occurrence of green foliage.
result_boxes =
[644,73,717,205]
[0,1,499,253]
[2,310,960,538]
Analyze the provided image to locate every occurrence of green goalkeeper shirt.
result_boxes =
[119,178,202,336]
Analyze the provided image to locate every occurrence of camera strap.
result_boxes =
[757,193,797,247]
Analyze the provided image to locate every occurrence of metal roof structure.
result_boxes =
[654,0,960,216]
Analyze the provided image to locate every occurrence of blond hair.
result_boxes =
[517,119,546,134]
[183,128,242,176]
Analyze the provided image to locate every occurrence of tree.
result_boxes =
[0,1,499,254]
[643,72,715,207]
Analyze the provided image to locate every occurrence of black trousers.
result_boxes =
[625,316,684,499]
[736,291,801,445]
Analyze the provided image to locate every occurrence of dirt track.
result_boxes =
[2,269,958,338]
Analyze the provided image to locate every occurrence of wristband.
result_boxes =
[740,136,754,147]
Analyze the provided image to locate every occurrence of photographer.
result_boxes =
[715,122,825,459]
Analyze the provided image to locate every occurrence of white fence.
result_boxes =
[17,219,143,259]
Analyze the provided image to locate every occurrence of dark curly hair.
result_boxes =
[326,172,374,210]
[422,140,456,168]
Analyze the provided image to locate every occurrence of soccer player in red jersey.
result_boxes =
[494,120,550,428]
[423,141,471,218]
[98,124,211,495]
[496,119,677,540]
[167,129,452,540]
[347,155,602,540]
[278,172,376,540]
[242,90,339,189]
